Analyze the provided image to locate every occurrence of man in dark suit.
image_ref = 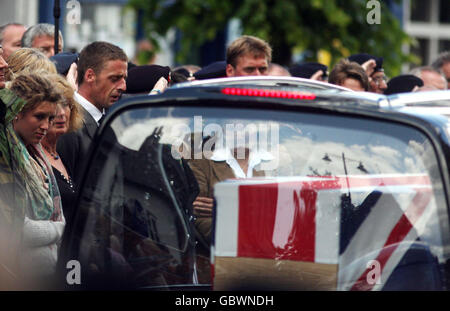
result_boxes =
[57,41,128,184]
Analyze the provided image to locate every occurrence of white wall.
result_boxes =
[0,0,38,27]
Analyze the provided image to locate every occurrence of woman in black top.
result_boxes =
[41,74,83,223]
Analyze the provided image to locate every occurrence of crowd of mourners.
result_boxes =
[0,21,449,289]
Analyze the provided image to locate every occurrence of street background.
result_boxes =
[0,0,449,77]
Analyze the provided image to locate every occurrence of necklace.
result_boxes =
[43,145,59,160]
[49,152,60,160]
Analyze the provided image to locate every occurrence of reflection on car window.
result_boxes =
[73,105,449,290]
[112,107,432,177]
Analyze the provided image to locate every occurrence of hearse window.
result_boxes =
[72,105,450,290]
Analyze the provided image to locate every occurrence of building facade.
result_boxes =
[403,0,450,67]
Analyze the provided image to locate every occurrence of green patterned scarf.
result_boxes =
[0,88,62,220]
[0,88,62,277]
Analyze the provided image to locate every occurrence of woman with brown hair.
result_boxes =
[328,59,370,92]
[40,74,83,223]
[0,73,64,287]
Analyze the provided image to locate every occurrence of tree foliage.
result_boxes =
[127,0,416,76]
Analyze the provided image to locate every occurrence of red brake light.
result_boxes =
[221,87,316,100]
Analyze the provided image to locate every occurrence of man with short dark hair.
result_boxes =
[0,23,27,60]
[329,59,369,91]
[289,62,328,81]
[21,23,63,57]
[431,52,450,90]
[0,45,8,89]
[57,41,128,183]
[226,35,272,77]
[384,74,424,95]
[76,41,128,109]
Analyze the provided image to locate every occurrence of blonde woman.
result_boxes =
[0,74,64,288]
[5,48,82,222]
[5,47,57,81]
[41,74,83,223]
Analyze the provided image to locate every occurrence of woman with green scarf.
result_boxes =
[0,73,64,288]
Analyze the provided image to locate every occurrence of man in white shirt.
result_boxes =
[189,127,274,247]
[57,41,127,183]
[191,35,273,241]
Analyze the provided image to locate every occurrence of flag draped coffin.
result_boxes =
[212,174,441,290]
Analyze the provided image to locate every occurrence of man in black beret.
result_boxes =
[348,53,387,94]
[383,74,424,95]
[50,52,79,76]
[50,52,80,91]
[125,64,171,94]
[172,64,201,81]
[289,62,328,81]
[193,61,227,80]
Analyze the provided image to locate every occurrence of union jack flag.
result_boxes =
[212,174,443,290]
